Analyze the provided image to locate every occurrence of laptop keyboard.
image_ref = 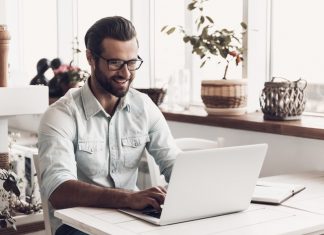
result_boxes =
[141,207,162,219]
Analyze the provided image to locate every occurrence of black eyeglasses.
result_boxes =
[93,52,143,71]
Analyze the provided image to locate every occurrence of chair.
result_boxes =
[175,137,223,150]
[146,137,223,187]
[33,154,52,235]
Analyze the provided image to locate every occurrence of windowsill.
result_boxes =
[161,106,324,140]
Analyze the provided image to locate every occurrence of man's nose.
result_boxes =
[118,64,131,78]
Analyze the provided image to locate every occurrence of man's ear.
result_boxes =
[86,49,95,67]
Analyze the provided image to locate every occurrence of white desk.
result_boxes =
[262,171,324,215]
[55,172,324,235]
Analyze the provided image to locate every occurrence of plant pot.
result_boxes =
[259,77,307,120]
[201,79,247,115]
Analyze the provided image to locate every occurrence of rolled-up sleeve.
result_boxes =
[38,102,78,200]
[144,98,181,182]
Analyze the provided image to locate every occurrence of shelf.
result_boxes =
[162,108,324,140]
[0,86,48,117]
[0,86,48,152]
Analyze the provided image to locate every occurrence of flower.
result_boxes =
[54,63,90,83]
[49,60,90,98]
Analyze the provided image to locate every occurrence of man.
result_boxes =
[38,16,180,235]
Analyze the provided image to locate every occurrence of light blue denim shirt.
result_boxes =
[38,79,180,233]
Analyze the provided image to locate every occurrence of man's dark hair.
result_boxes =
[84,16,137,60]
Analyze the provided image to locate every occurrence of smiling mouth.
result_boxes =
[113,78,129,84]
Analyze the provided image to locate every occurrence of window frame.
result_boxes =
[7,0,271,114]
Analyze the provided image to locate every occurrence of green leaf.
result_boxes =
[189,37,197,45]
[233,35,241,43]
[206,16,214,24]
[183,36,190,43]
[202,26,209,38]
[187,2,196,10]
[220,48,229,59]
[222,28,233,34]
[241,22,247,29]
[200,16,205,24]
[166,27,176,35]
[161,25,168,32]
[200,60,207,68]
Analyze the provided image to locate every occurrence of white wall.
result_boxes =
[167,121,324,177]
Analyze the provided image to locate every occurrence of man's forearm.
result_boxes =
[49,180,131,209]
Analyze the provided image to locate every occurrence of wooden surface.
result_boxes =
[162,109,324,140]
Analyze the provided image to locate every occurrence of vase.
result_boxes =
[201,79,247,115]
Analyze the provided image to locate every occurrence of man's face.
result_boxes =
[93,37,138,97]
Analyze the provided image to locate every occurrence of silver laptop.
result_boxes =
[120,143,268,225]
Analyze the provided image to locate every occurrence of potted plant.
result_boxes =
[48,59,90,104]
[162,0,247,115]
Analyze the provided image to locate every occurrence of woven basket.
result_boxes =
[136,88,166,106]
[259,77,307,120]
[201,79,247,109]
[0,152,9,170]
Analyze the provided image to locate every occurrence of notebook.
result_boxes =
[252,181,306,204]
[120,143,268,225]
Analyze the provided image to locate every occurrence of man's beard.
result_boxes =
[94,66,133,97]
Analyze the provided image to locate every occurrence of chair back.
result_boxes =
[33,154,52,235]
[175,137,220,151]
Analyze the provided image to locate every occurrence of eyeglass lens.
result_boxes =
[108,60,142,71]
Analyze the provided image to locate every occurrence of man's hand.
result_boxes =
[126,186,167,211]
[49,180,167,211]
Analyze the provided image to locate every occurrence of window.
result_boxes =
[154,0,244,106]
[154,0,186,87]
[7,0,57,86]
[7,0,252,110]
[76,0,131,71]
[271,0,324,114]
[7,0,131,86]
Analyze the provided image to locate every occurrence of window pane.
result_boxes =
[8,0,57,86]
[155,0,185,87]
[77,0,131,72]
[155,0,243,105]
[271,0,324,114]
[196,0,243,82]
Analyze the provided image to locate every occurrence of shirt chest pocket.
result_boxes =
[121,135,150,168]
[76,141,106,176]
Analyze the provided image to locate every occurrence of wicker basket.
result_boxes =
[259,77,307,120]
[136,88,166,106]
[201,79,247,109]
[0,152,9,170]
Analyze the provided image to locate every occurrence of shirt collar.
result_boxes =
[118,91,131,113]
[81,79,103,120]
[81,78,132,120]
